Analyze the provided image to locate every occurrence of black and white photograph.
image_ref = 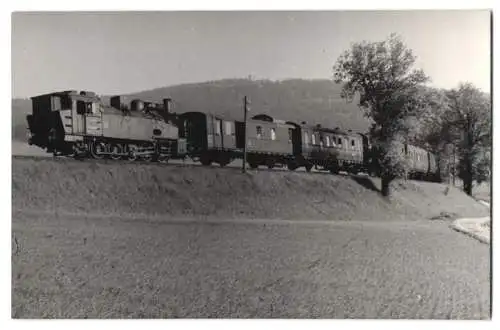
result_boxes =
[9,4,493,322]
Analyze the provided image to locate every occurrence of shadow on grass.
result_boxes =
[351,175,380,193]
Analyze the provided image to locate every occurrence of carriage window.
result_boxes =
[224,121,233,135]
[61,96,72,110]
[91,103,100,114]
[311,134,316,145]
[270,128,276,140]
[256,126,263,139]
[215,120,222,136]
[288,128,293,142]
[304,133,309,144]
[337,137,342,146]
[76,101,86,115]
[51,95,72,111]
[51,96,62,111]
[325,136,330,147]
[351,140,355,148]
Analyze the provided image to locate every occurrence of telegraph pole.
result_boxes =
[242,96,250,173]
[452,143,456,186]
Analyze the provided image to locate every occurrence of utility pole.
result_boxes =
[242,96,250,173]
[452,143,456,186]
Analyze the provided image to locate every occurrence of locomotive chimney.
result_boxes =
[163,98,172,114]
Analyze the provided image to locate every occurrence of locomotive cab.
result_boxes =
[27,90,99,154]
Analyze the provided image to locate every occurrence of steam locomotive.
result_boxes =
[27,90,186,162]
[26,90,441,182]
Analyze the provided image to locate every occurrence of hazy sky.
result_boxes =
[11,11,491,98]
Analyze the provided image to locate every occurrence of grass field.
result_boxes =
[12,157,490,318]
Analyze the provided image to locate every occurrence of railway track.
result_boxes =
[12,153,363,178]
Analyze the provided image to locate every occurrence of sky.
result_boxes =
[11,10,491,98]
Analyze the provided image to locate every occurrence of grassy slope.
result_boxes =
[11,79,370,142]
[12,157,488,221]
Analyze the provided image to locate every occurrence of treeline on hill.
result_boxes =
[333,33,491,197]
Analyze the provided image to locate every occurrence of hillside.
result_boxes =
[11,79,371,142]
[12,157,488,222]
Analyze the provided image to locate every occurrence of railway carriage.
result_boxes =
[287,122,365,173]
[405,144,439,181]
[235,114,295,169]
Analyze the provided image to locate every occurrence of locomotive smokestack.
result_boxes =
[163,98,172,114]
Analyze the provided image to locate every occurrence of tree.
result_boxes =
[410,87,452,181]
[333,34,429,196]
[411,87,450,149]
[444,83,491,195]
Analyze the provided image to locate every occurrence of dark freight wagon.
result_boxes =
[178,111,240,166]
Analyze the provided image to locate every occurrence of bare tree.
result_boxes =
[333,34,429,196]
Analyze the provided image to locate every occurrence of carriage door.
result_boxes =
[215,118,223,149]
[291,127,301,155]
[74,100,87,134]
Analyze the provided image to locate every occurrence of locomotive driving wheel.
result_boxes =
[90,141,106,159]
[140,143,154,162]
[109,144,122,160]
[127,144,138,161]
